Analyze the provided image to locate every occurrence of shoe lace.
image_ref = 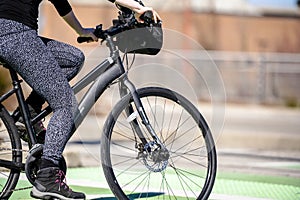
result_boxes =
[55,170,72,192]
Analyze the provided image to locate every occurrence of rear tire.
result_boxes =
[0,104,22,199]
[101,87,217,200]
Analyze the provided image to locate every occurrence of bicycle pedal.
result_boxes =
[28,143,43,156]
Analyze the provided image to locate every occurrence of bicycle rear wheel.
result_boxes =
[0,104,22,199]
[101,87,217,200]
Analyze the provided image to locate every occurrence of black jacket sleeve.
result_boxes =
[49,0,72,16]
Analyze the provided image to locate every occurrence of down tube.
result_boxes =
[73,64,124,131]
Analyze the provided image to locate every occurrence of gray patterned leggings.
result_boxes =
[0,19,84,165]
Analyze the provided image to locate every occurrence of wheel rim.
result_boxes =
[102,88,216,199]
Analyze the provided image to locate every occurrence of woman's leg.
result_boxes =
[0,20,77,165]
[40,36,85,82]
[26,37,85,112]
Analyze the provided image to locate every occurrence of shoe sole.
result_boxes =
[31,186,85,200]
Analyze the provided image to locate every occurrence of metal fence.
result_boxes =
[197,51,300,105]
[83,48,300,106]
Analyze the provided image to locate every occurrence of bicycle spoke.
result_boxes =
[127,170,151,197]
[165,104,176,146]
[173,152,208,168]
[164,117,195,146]
[169,157,207,180]
[161,171,176,199]
[170,148,207,160]
[115,117,133,132]
[165,125,199,154]
[111,155,136,166]
[172,167,199,198]
[170,136,205,156]
[112,130,136,142]
[145,97,163,139]
[117,163,150,190]
[160,99,167,142]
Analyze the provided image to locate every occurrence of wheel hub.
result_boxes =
[138,141,170,172]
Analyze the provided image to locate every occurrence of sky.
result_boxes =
[248,0,298,8]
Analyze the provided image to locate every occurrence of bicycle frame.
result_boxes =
[0,35,158,149]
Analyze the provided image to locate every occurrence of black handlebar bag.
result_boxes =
[115,22,163,55]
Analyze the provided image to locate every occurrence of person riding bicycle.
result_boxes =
[0,0,161,199]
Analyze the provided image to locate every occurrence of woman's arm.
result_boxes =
[49,0,97,41]
[62,11,98,42]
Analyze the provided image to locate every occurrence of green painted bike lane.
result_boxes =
[9,165,300,200]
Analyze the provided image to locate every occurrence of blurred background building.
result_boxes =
[1,0,300,107]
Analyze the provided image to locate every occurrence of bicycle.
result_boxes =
[0,6,217,200]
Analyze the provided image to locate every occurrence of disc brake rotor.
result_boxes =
[140,141,169,172]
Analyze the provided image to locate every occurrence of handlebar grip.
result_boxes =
[77,37,93,43]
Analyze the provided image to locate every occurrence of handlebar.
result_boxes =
[77,11,155,44]
[77,18,135,43]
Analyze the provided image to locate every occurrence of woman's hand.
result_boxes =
[78,28,98,42]
[115,0,161,23]
[135,6,161,23]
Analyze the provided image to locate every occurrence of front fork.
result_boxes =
[118,75,166,151]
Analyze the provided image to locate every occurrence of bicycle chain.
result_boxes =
[0,147,28,153]
[9,186,32,192]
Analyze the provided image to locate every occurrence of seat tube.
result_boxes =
[9,69,36,146]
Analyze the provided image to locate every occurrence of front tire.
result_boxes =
[101,87,217,200]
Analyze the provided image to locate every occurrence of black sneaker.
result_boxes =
[31,167,86,200]
[16,105,46,144]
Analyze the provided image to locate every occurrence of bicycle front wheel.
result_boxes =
[0,104,22,199]
[101,87,217,200]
